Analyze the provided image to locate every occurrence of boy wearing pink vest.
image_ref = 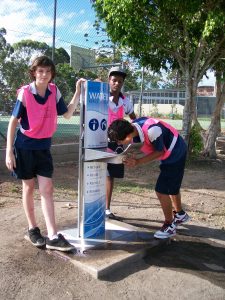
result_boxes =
[108,117,190,239]
[106,67,136,219]
[5,55,85,251]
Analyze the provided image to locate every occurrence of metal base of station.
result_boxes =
[55,219,170,279]
[59,219,156,253]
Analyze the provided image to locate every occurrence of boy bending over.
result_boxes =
[108,117,190,239]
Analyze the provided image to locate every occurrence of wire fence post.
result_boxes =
[52,0,57,62]
[139,67,144,116]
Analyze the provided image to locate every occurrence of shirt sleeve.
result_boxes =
[12,99,25,119]
[124,97,134,115]
[147,125,164,151]
[12,88,26,119]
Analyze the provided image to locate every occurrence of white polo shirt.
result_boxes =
[108,95,134,115]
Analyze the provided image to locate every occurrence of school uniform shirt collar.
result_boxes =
[29,82,52,95]
[109,95,124,106]
[132,122,144,143]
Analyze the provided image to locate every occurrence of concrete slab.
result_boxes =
[48,219,169,279]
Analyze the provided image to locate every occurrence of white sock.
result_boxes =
[48,234,58,240]
[105,209,111,215]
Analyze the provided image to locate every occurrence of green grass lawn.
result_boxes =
[165,118,222,130]
[0,116,81,147]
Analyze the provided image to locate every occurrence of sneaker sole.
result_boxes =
[46,245,75,252]
[24,234,46,247]
[154,232,176,239]
[107,216,121,220]
[106,214,121,220]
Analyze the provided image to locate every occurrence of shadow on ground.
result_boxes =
[101,220,225,289]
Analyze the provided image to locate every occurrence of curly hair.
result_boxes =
[29,55,56,81]
[108,119,134,142]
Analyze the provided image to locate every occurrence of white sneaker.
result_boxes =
[105,211,121,220]
[154,223,176,239]
[173,211,190,226]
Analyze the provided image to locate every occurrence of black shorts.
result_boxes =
[107,163,124,178]
[107,141,124,178]
[155,154,186,195]
[13,148,53,180]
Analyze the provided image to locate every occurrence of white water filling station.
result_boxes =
[59,80,137,252]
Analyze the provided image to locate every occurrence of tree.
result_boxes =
[0,32,74,113]
[13,39,50,61]
[203,63,225,157]
[92,0,225,144]
[0,28,20,113]
[48,47,70,65]
[162,69,186,89]
[12,40,70,65]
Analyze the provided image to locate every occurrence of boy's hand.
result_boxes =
[76,78,86,94]
[5,150,16,171]
[123,156,138,167]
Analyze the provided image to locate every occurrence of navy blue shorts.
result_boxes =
[107,141,124,178]
[13,148,53,180]
[155,154,186,195]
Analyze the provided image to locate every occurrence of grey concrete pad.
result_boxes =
[48,219,169,279]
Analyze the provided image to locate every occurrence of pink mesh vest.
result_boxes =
[108,94,126,126]
[20,83,57,139]
[140,118,178,160]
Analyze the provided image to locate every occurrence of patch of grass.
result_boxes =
[11,187,20,193]
[114,181,153,194]
[0,201,6,208]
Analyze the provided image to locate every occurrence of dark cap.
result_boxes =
[108,66,126,78]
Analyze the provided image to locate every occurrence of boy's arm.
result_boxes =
[124,125,164,167]
[5,116,18,171]
[123,150,164,167]
[63,78,86,119]
[129,112,136,120]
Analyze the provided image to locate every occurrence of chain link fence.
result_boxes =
[0,0,114,149]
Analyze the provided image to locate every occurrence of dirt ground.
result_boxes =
[1,145,225,300]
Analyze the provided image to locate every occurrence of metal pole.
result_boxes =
[113,44,115,63]
[81,62,121,69]
[121,61,125,93]
[78,83,85,238]
[139,67,144,116]
[52,0,57,62]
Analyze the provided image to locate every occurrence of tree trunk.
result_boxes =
[182,75,198,144]
[203,70,225,158]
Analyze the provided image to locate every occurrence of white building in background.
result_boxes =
[126,86,218,117]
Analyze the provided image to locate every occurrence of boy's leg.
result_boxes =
[106,162,124,220]
[154,191,176,239]
[155,191,173,223]
[171,192,190,225]
[106,176,114,211]
[171,192,182,212]
[106,176,120,219]
[37,175,57,238]
[37,175,75,252]
[22,179,37,229]
[23,178,46,247]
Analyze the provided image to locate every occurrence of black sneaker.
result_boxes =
[106,212,121,220]
[25,227,46,247]
[46,234,75,252]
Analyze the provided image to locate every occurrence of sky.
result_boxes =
[0,0,99,49]
[0,0,215,86]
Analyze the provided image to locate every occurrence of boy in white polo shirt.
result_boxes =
[106,66,136,219]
